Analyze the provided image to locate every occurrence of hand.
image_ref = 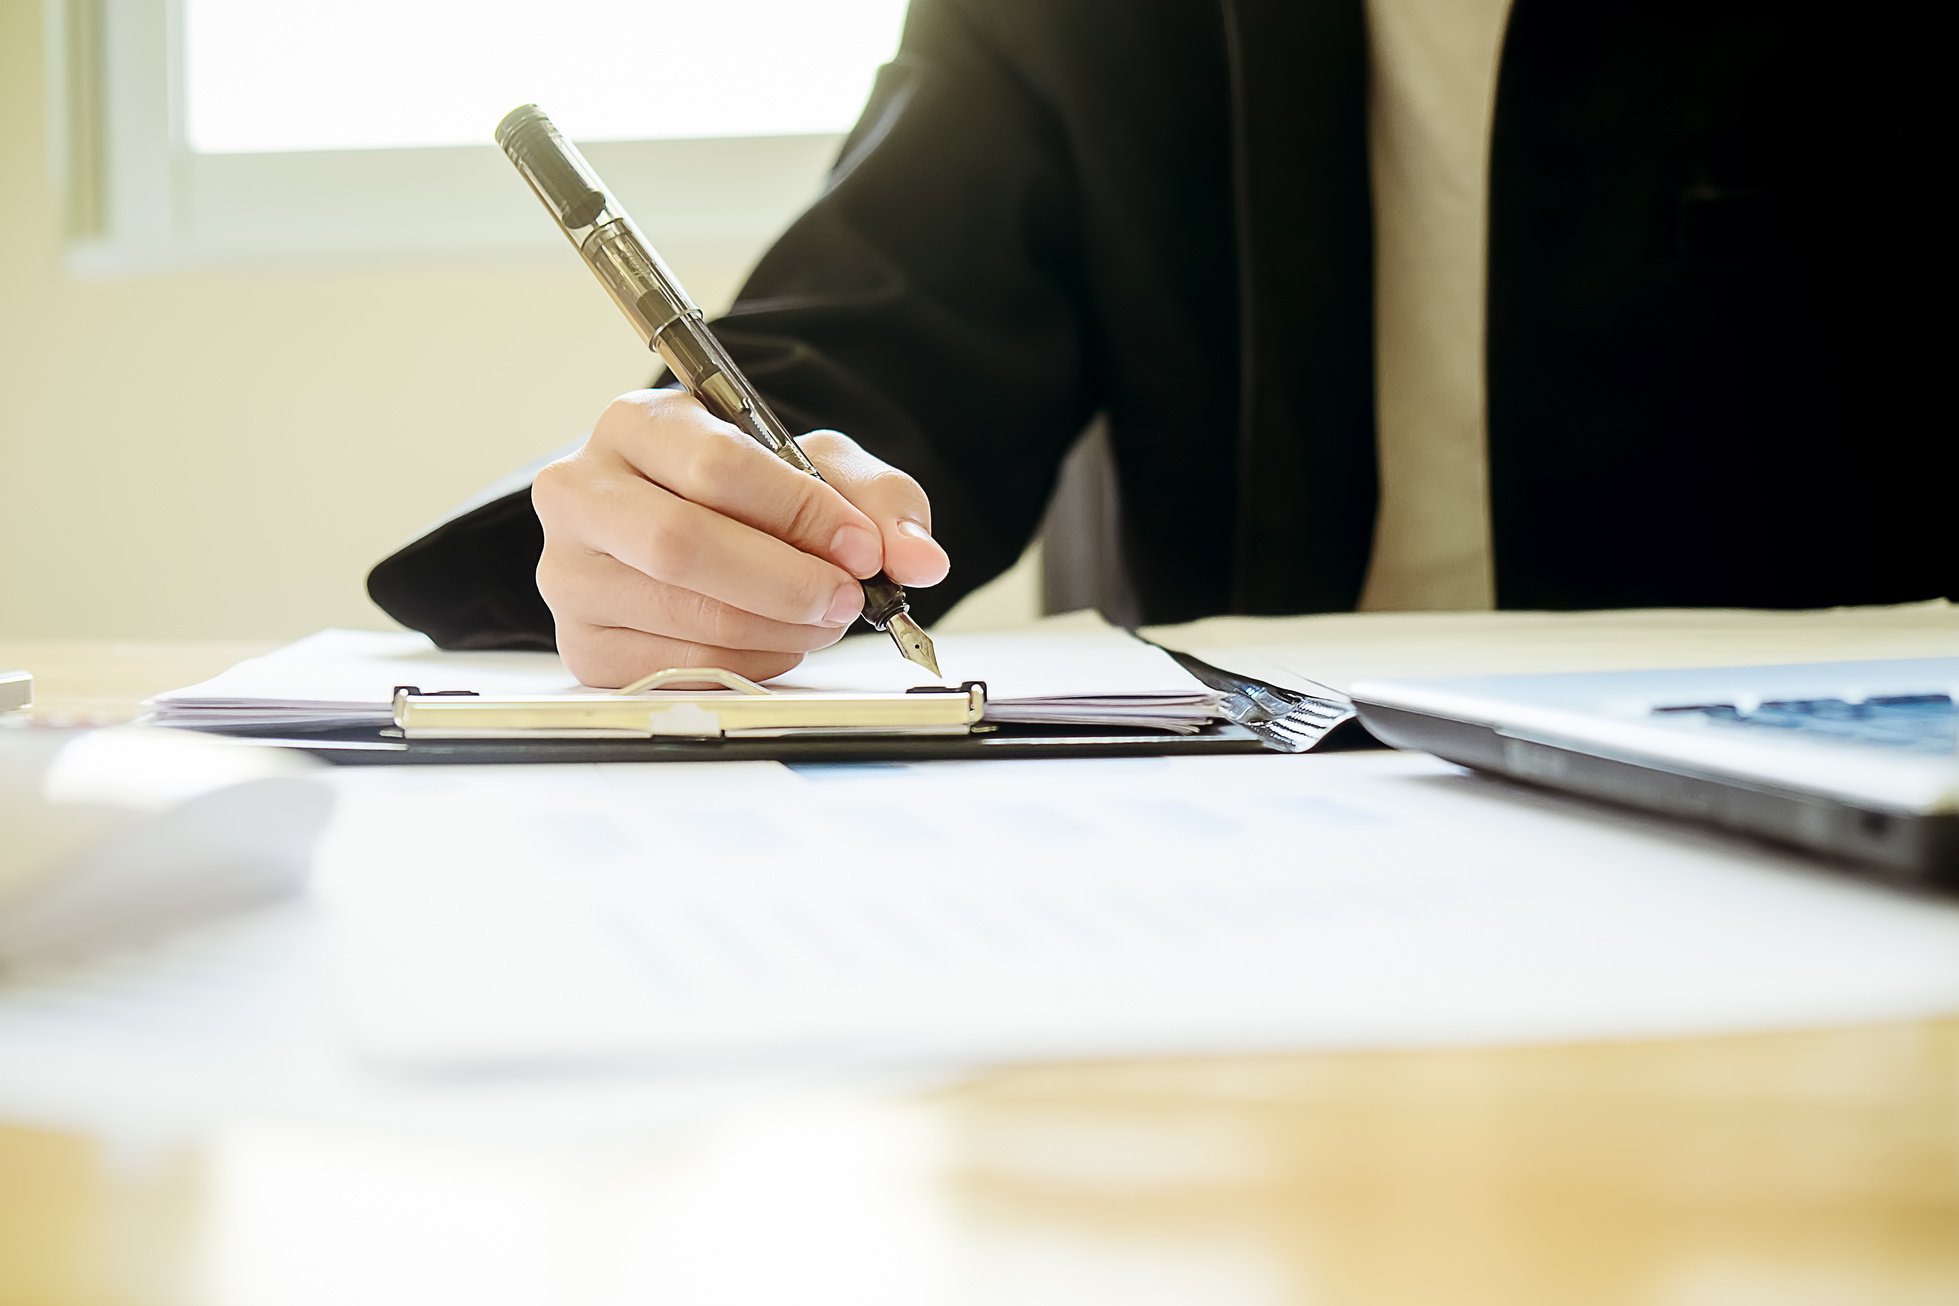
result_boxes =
[532,389,952,687]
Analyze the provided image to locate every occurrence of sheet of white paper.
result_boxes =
[148,615,1216,730]
[322,751,1959,1072]
[784,611,1196,697]
[0,852,945,1143]
[1145,599,1959,696]
[781,613,1215,726]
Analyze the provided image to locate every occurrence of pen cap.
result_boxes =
[496,104,608,231]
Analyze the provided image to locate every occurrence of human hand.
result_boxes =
[532,389,951,687]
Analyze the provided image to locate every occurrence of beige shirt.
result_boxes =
[1357,0,1514,612]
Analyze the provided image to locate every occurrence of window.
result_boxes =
[65,0,910,273]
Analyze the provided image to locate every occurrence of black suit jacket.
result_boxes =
[369,0,1952,650]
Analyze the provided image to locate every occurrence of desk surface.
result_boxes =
[2,636,1956,1306]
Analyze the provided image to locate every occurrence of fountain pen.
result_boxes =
[494,104,940,677]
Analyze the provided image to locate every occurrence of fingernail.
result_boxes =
[824,584,863,627]
[829,524,882,577]
[895,519,950,583]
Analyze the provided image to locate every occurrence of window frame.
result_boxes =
[62,0,854,277]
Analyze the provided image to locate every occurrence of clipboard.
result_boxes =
[221,663,1270,765]
[178,645,1349,766]
[391,667,987,740]
[274,722,1271,766]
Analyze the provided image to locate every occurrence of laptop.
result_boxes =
[1351,658,1959,882]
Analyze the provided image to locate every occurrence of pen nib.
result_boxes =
[885,611,941,679]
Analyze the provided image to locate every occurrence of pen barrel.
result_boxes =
[496,105,697,347]
[654,316,815,470]
[495,105,607,230]
[584,218,688,348]
[496,104,920,642]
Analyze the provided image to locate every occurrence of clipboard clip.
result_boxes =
[391,671,987,741]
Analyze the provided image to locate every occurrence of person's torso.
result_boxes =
[982,0,1952,620]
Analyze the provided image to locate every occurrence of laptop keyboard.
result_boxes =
[1652,693,1956,755]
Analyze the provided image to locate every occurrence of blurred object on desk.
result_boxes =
[1,670,30,715]
[0,728,330,966]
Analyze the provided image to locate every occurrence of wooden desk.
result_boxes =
[2,639,1955,1306]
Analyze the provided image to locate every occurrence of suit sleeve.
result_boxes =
[367,0,1095,648]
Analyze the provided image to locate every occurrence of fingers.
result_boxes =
[801,430,952,589]
[536,460,864,629]
[531,387,954,689]
[539,549,851,656]
[601,391,886,580]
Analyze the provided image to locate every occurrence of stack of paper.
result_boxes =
[145,633,582,731]
[146,614,1222,734]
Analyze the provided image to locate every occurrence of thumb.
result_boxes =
[800,430,951,588]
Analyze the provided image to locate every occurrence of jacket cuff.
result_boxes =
[366,483,557,652]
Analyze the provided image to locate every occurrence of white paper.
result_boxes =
[322,751,1959,1072]
[0,887,942,1144]
[776,612,1216,727]
[148,614,1217,732]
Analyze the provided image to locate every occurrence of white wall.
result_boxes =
[0,0,1036,641]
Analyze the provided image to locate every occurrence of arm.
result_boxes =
[367,0,1096,672]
